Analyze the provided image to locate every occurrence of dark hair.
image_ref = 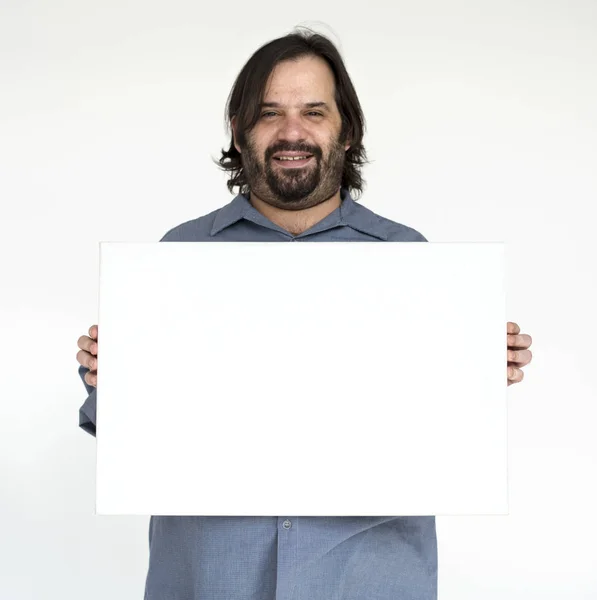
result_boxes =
[214,27,369,199]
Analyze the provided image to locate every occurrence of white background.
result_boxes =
[0,1,595,598]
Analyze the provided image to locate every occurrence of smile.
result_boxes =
[272,155,314,168]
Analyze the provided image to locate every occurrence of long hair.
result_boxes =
[214,28,369,199]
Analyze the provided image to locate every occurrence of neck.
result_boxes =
[248,189,343,236]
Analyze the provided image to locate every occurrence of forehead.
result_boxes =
[263,55,337,105]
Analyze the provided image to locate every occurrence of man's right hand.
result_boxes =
[77,324,98,387]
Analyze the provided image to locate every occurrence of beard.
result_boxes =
[240,133,347,211]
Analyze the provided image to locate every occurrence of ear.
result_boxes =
[343,128,352,152]
[231,116,241,154]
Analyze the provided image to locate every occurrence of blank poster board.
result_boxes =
[95,241,507,516]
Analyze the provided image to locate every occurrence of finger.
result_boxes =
[78,335,90,351]
[507,349,532,365]
[76,348,89,367]
[507,333,532,349]
[84,370,97,387]
[507,322,520,334]
[77,335,97,355]
[507,366,524,382]
[89,324,98,341]
[76,349,97,370]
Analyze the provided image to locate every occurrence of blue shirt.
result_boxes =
[78,187,437,600]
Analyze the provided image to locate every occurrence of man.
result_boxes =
[77,29,533,600]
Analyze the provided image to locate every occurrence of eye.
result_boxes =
[261,112,277,118]
[307,111,323,117]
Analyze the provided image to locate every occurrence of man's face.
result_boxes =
[234,55,350,210]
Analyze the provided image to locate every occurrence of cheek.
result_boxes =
[253,142,270,163]
[248,128,271,151]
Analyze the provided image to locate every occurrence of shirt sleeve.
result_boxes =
[78,364,97,437]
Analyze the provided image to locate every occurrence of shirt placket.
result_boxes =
[275,516,299,600]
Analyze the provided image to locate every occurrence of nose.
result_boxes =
[276,113,309,143]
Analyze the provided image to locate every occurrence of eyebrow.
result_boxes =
[260,101,330,110]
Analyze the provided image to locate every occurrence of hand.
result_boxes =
[507,321,532,386]
[77,324,98,387]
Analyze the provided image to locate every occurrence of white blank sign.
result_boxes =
[96,242,507,516]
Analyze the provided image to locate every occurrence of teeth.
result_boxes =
[276,156,310,161]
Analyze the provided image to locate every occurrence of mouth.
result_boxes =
[271,154,314,169]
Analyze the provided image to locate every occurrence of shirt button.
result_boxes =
[282,519,292,529]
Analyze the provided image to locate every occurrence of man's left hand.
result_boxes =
[507,321,533,386]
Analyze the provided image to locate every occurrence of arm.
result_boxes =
[78,364,97,437]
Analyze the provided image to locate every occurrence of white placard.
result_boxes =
[96,242,507,516]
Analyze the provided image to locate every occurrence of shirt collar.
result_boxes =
[210,187,388,240]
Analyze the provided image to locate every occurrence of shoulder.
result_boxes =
[354,201,429,242]
[378,216,428,242]
[159,208,220,242]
